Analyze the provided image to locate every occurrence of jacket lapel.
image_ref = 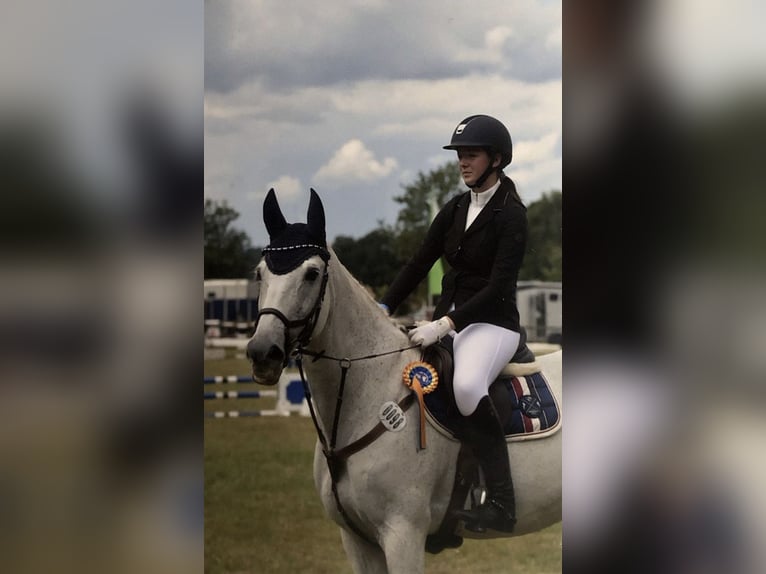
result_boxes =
[452,192,470,238]
[462,181,509,239]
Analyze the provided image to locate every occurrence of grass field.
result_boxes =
[205,354,561,573]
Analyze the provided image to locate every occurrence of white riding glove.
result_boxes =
[409,317,454,347]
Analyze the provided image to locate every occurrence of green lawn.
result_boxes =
[204,356,561,573]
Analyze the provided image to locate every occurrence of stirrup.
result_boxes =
[454,499,516,534]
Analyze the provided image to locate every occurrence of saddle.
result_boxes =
[421,330,558,440]
[421,330,561,554]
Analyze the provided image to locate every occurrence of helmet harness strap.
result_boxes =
[468,149,500,190]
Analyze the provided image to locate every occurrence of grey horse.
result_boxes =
[247,190,561,574]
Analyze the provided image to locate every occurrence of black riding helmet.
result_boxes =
[443,115,513,189]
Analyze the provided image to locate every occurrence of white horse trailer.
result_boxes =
[517,281,562,344]
[204,279,259,336]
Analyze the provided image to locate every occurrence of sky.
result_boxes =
[205,0,562,247]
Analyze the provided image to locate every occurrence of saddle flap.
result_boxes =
[421,336,560,441]
[421,336,454,386]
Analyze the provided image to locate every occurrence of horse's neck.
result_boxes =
[304,260,416,443]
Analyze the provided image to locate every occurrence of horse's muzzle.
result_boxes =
[246,339,285,385]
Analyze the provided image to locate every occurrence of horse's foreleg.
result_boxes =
[339,528,387,574]
[379,519,427,574]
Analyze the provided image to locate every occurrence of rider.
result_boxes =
[380,114,526,533]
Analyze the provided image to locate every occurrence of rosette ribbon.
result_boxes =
[402,361,439,449]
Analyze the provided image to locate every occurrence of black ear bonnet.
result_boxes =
[262,188,330,274]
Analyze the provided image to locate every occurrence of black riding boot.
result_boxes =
[453,395,516,533]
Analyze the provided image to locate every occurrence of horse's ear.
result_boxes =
[263,188,288,239]
[307,188,326,245]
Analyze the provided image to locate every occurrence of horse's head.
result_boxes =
[246,189,330,385]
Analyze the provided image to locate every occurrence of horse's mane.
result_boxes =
[327,247,410,344]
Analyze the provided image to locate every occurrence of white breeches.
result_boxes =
[452,323,520,416]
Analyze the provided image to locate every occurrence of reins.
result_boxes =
[298,344,420,365]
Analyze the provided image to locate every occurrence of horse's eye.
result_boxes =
[305,268,320,282]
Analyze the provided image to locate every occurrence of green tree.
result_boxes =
[393,162,463,257]
[332,165,561,317]
[520,190,561,281]
[333,226,404,299]
[390,162,463,312]
[204,199,260,278]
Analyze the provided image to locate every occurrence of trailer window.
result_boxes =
[549,293,559,302]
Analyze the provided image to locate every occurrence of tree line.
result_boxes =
[205,162,561,313]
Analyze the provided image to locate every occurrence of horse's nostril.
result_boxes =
[265,345,285,363]
[245,340,257,361]
[247,339,285,364]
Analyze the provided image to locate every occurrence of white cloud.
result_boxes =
[546,24,562,51]
[243,175,302,204]
[205,0,561,244]
[512,157,562,199]
[207,0,559,93]
[485,26,514,59]
[313,139,398,185]
[263,175,303,200]
[331,76,561,142]
[447,25,516,65]
[514,131,560,165]
[510,131,561,199]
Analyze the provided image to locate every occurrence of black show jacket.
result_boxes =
[382,177,527,332]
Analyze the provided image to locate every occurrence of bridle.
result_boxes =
[254,249,330,363]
